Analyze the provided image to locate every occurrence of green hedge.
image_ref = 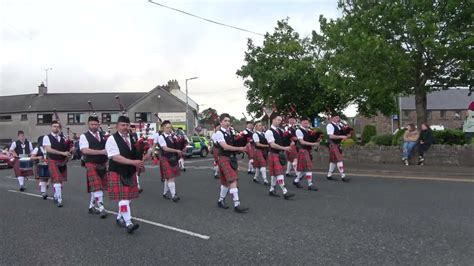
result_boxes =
[361,125,377,144]
[370,134,393,146]
[392,128,406,146]
[341,138,356,148]
[432,129,465,145]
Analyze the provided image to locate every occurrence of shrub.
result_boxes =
[341,138,356,148]
[370,134,393,146]
[392,128,406,146]
[432,129,465,145]
[361,125,377,144]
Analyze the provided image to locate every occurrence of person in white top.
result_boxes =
[265,113,295,200]
[214,113,248,213]
[242,121,255,174]
[251,121,269,185]
[154,120,182,202]
[293,117,319,191]
[43,121,72,207]
[9,130,34,191]
[326,114,350,182]
[105,115,151,233]
[210,122,221,179]
[30,136,50,199]
[79,116,109,218]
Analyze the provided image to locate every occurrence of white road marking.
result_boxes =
[7,189,210,240]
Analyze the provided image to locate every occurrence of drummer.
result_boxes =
[9,130,34,192]
[30,136,50,199]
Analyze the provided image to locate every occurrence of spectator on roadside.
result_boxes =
[402,123,419,165]
[418,123,434,165]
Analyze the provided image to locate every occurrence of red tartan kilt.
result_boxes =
[107,171,139,201]
[159,156,180,180]
[213,148,219,162]
[48,159,68,183]
[296,149,313,171]
[217,156,238,186]
[268,152,285,176]
[85,162,107,193]
[329,144,344,163]
[253,149,267,168]
[13,159,33,177]
[285,145,298,161]
[245,143,255,159]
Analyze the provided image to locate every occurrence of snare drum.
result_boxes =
[37,163,50,178]
[19,157,33,171]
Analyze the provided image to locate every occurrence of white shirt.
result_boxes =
[42,133,64,147]
[214,128,230,144]
[296,128,307,140]
[152,132,160,145]
[105,133,131,158]
[79,131,102,150]
[157,133,173,148]
[211,132,219,143]
[31,147,39,156]
[9,141,33,153]
[264,125,280,144]
[326,123,340,136]
[252,132,262,143]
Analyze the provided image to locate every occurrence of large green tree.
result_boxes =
[237,19,349,119]
[316,0,472,127]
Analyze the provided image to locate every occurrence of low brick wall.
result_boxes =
[313,144,474,167]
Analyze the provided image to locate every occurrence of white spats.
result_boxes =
[337,162,345,178]
[229,187,240,207]
[119,200,132,226]
[39,181,47,193]
[168,181,176,197]
[94,190,104,211]
[269,176,277,192]
[305,172,313,186]
[53,183,62,202]
[328,163,336,177]
[163,180,169,195]
[89,192,95,208]
[260,167,268,183]
[219,185,229,201]
[18,176,24,186]
[248,160,254,172]
[276,175,287,194]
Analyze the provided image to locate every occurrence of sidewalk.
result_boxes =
[312,162,474,179]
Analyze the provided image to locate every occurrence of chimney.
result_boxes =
[38,82,47,96]
[167,79,180,91]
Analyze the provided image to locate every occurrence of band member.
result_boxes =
[30,136,49,199]
[285,117,298,177]
[252,121,269,185]
[79,116,108,218]
[326,114,351,182]
[155,120,182,202]
[106,115,149,233]
[175,127,188,172]
[129,125,143,193]
[9,130,34,191]
[43,120,73,207]
[215,113,249,213]
[242,121,255,174]
[211,122,221,179]
[265,113,295,200]
[293,117,319,191]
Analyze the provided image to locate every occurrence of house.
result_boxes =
[0,80,199,146]
[355,88,473,134]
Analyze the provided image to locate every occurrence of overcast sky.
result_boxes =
[1,0,352,117]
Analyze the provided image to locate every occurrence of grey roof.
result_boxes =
[401,89,473,110]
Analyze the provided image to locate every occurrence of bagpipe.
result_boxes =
[174,132,189,151]
[87,100,107,138]
[340,121,354,136]
[53,109,74,152]
[134,119,152,158]
[231,127,248,148]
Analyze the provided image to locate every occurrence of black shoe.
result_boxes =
[116,217,126,228]
[172,195,180,202]
[308,185,319,191]
[41,193,48,200]
[269,190,280,197]
[326,175,337,181]
[163,193,171,200]
[234,205,249,213]
[19,186,25,192]
[182,168,186,172]
[247,171,252,175]
[341,177,351,183]
[57,201,63,208]
[293,181,303,188]
[89,207,100,214]
[263,181,269,186]
[214,174,219,179]
[253,178,259,184]
[126,223,139,233]
[99,209,108,219]
[283,192,295,200]
[285,173,291,177]
[217,200,229,209]
[138,188,143,193]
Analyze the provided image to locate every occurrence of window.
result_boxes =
[440,110,446,119]
[21,114,28,121]
[403,110,410,118]
[135,112,151,122]
[102,113,119,124]
[67,113,86,124]
[0,115,12,122]
[37,114,53,125]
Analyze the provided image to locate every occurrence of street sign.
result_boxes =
[313,118,321,127]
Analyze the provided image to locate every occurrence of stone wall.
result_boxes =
[312,144,474,167]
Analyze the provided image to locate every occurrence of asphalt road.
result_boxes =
[1,158,473,265]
